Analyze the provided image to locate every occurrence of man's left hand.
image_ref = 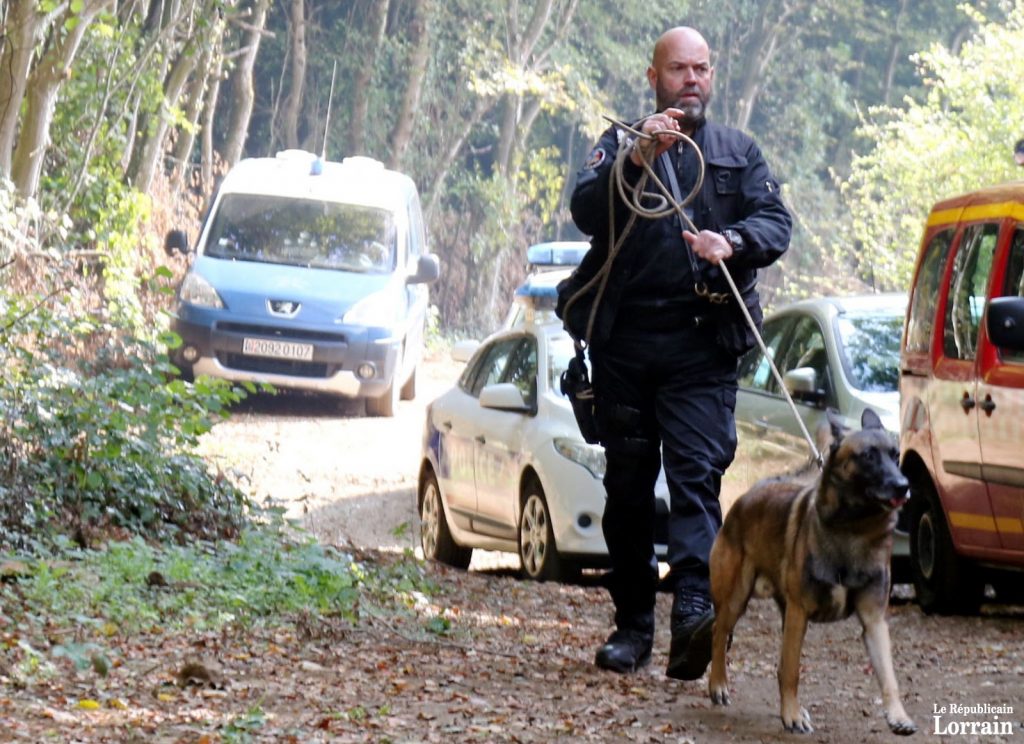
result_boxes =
[683,230,732,264]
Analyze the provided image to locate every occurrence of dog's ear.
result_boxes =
[826,409,848,451]
[861,407,883,431]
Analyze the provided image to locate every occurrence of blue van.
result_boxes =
[165,151,440,416]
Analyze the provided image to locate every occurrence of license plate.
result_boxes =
[242,337,314,361]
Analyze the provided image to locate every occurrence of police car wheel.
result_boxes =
[518,478,579,583]
[419,470,471,569]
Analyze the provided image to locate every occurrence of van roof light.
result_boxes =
[275,149,318,162]
[342,156,384,170]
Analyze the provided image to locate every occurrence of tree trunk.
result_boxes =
[0,2,45,177]
[881,0,909,107]
[221,0,272,167]
[127,27,206,192]
[732,2,800,132]
[172,24,224,187]
[349,0,390,155]
[201,56,224,192]
[11,1,110,199]
[279,0,307,150]
[494,96,520,176]
[493,0,576,175]
[387,0,431,170]
[423,97,492,216]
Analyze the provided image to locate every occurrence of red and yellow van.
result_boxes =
[899,182,1024,613]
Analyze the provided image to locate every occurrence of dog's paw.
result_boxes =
[888,715,918,736]
[782,707,813,734]
[708,683,731,706]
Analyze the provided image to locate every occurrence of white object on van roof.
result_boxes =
[221,151,416,212]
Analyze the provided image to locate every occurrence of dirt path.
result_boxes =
[191,353,1024,743]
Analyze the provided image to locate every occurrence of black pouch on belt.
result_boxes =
[560,347,600,444]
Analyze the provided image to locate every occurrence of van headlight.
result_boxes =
[342,289,401,327]
[553,438,606,479]
[179,272,224,309]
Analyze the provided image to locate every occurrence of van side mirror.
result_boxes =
[407,253,440,285]
[986,296,1024,350]
[165,229,190,256]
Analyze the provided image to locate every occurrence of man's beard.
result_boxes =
[658,83,710,125]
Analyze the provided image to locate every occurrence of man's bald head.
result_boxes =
[652,27,709,68]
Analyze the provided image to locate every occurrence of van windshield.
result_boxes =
[203,194,396,273]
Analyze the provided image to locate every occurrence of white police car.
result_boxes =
[417,243,669,581]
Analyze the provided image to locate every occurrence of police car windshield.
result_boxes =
[837,311,903,393]
[204,194,396,273]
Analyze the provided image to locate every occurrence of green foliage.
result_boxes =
[6,531,367,630]
[39,9,167,328]
[0,281,250,551]
[841,3,1024,290]
[0,527,441,687]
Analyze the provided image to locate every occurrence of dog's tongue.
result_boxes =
[889,493,909,509]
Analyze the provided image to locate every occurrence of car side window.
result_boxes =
[738,318,790,392]
[778,317,833,405]
[999,227,1024,364]
[501,338,538,408]
[906,228,955,354]
[943,223,998,361]
[464,338,522,398]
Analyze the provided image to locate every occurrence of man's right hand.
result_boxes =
[630,108,686,166]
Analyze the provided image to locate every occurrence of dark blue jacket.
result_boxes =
[556,119,792,354]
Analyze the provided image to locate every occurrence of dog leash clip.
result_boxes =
[696,282,730,304]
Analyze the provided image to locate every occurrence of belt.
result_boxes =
[617,300,709,331]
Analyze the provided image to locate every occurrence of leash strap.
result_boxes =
[660,151,705,290]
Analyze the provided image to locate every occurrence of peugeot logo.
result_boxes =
[268,299,300,317]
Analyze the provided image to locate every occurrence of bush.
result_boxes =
[0,282,252,552]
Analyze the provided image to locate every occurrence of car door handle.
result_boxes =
[980,395,996,416]
[475,435,486,444]
[960,391,976,412]
[441,420,453,430]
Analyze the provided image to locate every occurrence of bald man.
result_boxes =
[557,27,792,679]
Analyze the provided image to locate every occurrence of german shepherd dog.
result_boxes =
[708,409,917,736]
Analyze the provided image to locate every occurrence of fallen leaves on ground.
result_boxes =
[1,550,1022,743]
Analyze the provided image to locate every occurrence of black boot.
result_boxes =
[594,628,653,673]
[665,587,714,680]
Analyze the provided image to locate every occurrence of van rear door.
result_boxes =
[930,222,1001,552]
[977,223,1024,553]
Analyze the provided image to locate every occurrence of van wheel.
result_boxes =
[519,478,580,583]
[400,366,416,400]
[365,377,399,417]
[419,470,472,569]
[908,472,982,614]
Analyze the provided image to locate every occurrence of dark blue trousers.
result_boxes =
[592,324,738,633]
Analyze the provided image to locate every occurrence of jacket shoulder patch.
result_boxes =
[583,147,606,170]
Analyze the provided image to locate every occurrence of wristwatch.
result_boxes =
[722,229,745,255]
